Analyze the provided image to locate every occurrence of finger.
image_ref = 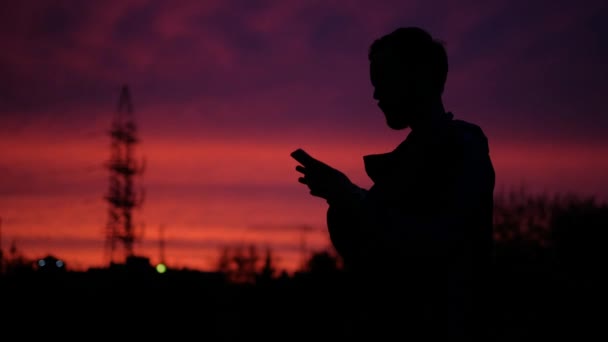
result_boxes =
[298,177,307,184]
[295,165,306,174]
[290,148,317,167]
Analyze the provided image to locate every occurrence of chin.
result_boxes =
[384,113,410,130]
[387,122,409,130]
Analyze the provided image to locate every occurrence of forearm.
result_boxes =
[326,182,367,207]
[326,184,368,262]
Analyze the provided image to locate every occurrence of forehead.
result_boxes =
[370,49,401,69]
[370,50,409,82]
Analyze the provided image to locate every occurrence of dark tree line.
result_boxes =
[210,188,607,286]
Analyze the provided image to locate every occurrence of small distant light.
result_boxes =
[56,260,64,268]
[156,263,167,274]
[38,259,46,267]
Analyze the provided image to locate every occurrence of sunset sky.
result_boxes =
[1,0,607,272]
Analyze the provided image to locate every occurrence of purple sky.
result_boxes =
[1,0,607,271]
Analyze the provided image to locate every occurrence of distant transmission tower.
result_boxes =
[104,84,146,264]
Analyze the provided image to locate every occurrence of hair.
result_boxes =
[368,27,448,95]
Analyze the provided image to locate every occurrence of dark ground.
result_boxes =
[0,257,602,341]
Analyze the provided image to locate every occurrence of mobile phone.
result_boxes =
[290,148,316,166]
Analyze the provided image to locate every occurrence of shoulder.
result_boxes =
[439,119,490,155]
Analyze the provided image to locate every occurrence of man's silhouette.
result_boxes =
[292,27,495,340]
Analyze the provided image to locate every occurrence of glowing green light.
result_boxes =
[156,263,167,274]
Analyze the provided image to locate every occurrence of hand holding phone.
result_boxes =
[290,148,353,201]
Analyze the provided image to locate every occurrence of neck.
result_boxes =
[409,97,446,131]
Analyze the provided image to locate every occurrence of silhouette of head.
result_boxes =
[369,27,448,130]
